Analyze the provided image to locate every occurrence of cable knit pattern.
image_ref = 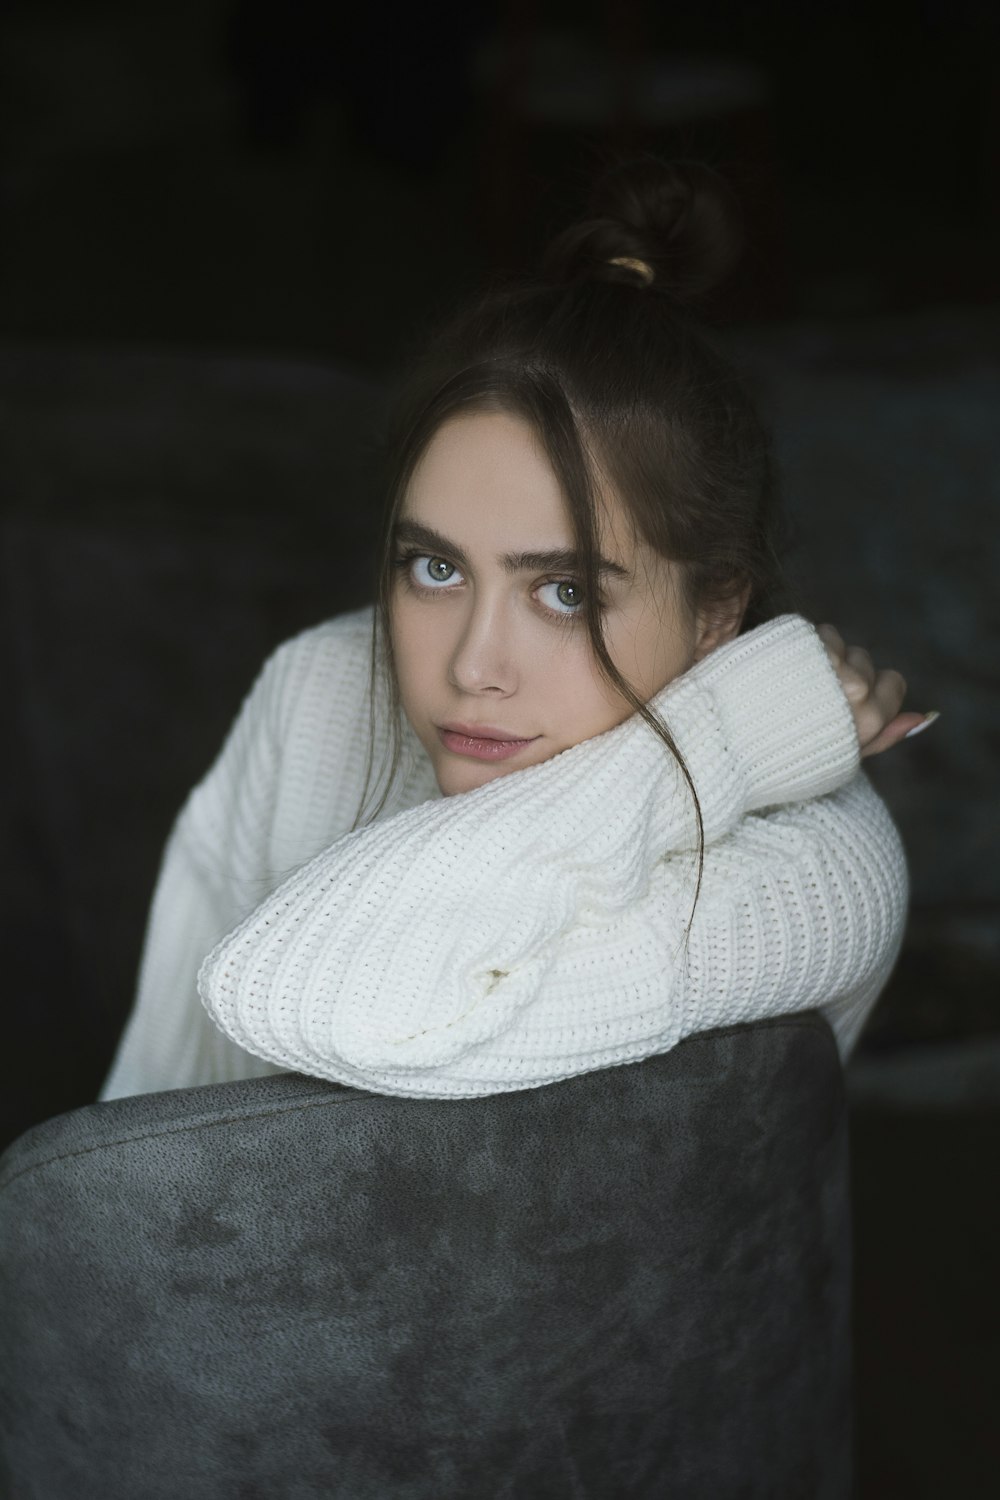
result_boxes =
[100,605,908,1102]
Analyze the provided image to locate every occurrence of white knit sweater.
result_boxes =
[99,605,908,1102]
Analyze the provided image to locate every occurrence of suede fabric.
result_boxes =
[0,1013,851,1499]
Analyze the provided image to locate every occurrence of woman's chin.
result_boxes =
[436,761,510,797]
[435,751,541,798]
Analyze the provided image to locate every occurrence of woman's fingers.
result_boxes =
[861,710,931,758]
[817,624,933,757]
[855,666,907,749]
[845,645,876,692]
[816,622,845,665]
[870,664,907,723]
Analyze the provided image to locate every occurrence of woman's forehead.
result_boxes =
[403,410,641,569]
[407,410,558,505]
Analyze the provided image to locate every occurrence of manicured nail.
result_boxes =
[904,711,940,739]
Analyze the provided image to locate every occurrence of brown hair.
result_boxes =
[353,155,791,913]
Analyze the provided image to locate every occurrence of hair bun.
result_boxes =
[540,156,744,302]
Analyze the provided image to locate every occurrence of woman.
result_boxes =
[99,158,930,1103]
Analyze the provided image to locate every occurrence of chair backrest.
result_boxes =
[0,1013,852,1500]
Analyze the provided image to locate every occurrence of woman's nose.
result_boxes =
[448,598,517,695]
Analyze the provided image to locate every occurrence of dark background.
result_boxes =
[2,1,999,1494]
[2,0,999,355]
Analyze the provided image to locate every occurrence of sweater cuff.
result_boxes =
[684,614,861,811]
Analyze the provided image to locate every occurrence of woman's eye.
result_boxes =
[537,579,585,615]
[411,554,461,588]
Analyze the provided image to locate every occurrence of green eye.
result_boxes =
[537,579,586,617]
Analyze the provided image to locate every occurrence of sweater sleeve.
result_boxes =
[435,767,908,1087]
[672,768,908,1060]
[98,641,297,1101]
[198,614,894,1095]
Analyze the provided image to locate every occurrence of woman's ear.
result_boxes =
[692,586,751,662]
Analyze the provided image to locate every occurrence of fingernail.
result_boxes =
[904,711,940,739]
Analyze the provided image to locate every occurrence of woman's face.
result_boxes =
[390,409,725,797]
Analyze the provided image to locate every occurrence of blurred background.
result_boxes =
[1,1,998,1493]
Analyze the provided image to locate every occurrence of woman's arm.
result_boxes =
[470,768,908,1081]
[98,635,298,1101]
[99,605,393,1100]
[98,822,287,1101]
[197,613,910,1092]
[96,615,367,1098]
[675,769,908,1060]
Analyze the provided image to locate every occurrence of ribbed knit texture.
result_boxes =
[100,606,908,1102]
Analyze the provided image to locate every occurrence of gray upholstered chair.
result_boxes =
[0,1011,852,1500]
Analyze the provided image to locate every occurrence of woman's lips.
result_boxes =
[437,726,539,761]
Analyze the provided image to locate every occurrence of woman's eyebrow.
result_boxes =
[393,520,630,580]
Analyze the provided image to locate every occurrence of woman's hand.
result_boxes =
[817,624,935,758]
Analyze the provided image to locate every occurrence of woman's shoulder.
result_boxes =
[266,602,375,676]
[179,603,383,867]
[245,603,376,727]
[184,604,378,807]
